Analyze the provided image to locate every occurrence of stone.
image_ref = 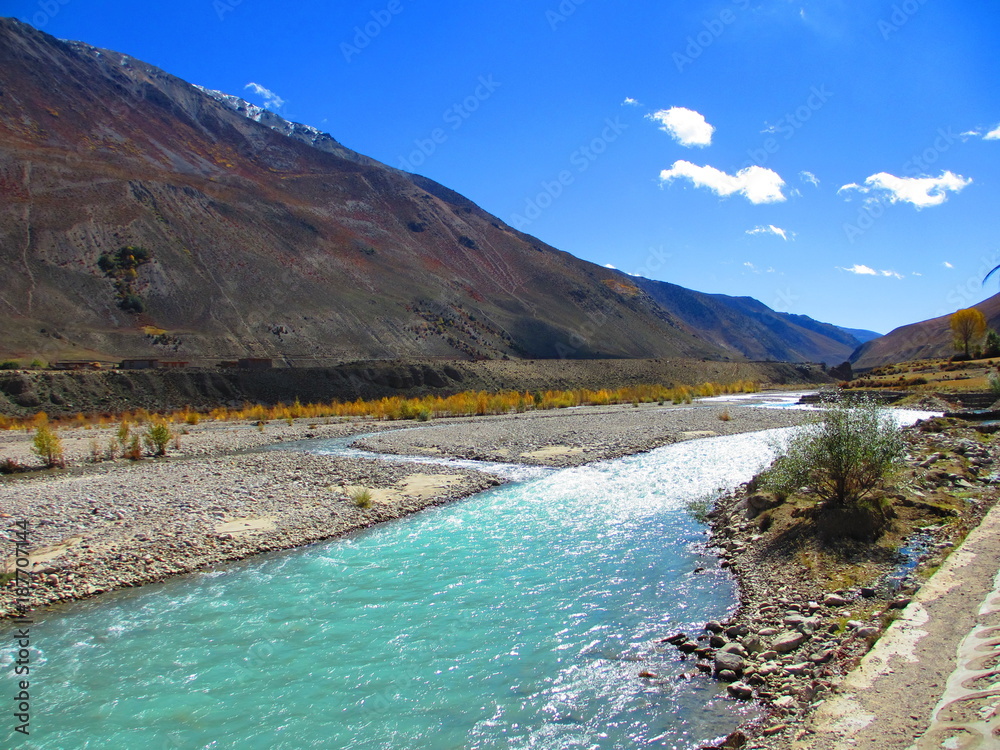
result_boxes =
[784,662,811,676]
[705,621,724,633]
[727,681,754,699]
[889,596,912,609]
[823,593,849,607]
[759,650,778,661]
[741,635,765,654]
[720,642,747,657]
[638,670,657,679]
[774,695,798,710]
[797,617,822,634]
[717,669,738,682]
[661,632,688,645]
[758,627,779,637]
[678,640,698,653]
[810,649,835,664]
[709,635,726,648]
[714,650,745,674]
[772,631,808,653]
[856,626,879,639]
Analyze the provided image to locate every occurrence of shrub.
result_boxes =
[350,488,373,508]
[124,435,143,461]
[764,399,905,510]
[0,458,25,474]
[0,360,19,370]
[143,422,172,456]
[31,423,65,468]
[989,370,1000,395]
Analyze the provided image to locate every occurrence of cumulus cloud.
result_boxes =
[985,125,1000,140]
[659,161,786,204]
[838,171,972,208]
[837,264,903,279]
[622,97,640,107]
[647,107,715,147]
[799,171,820,187]
[746,225,792,241]
[245,82,285,110]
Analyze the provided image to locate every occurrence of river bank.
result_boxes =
[0,399,814,618]
[682,416,1000,749]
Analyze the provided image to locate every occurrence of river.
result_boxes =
[1,398,936,749]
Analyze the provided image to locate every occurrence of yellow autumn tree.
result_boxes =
[950,308,987,358]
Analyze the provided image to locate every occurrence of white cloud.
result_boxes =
[622,97,640,107]
[837,264,903,279]
[647,107,715,148]
[985,125,1000,140]
[943,261,954,269]
[604,263,617,269]
[799,171,820,187]
[746,225,792,241]
[245,82,285,110]
[659,161,786,204]
[838,171,972,208]
[743,261,776,274]
[841,264,877,275]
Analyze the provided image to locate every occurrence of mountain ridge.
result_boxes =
[0,17,863,366]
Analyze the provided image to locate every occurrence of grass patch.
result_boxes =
[350,488,374,509]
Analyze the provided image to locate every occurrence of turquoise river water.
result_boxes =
[7,402,935,750]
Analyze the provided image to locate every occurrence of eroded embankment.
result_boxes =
[0,358,830,417]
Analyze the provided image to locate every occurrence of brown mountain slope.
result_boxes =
[851,293,1000,369]
[0,18,860,365]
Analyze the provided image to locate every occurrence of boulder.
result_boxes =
[727,681,754,699]
[772,631,808,653]
[714,650,745,674]
[823,593,849,607]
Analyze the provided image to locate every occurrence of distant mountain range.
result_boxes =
[0,18,869,365]
[851,293,1000,369]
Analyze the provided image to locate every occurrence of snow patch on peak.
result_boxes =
[195,85,345,156]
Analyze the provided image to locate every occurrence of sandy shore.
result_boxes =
[0,399,815,618]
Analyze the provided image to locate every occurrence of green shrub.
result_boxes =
[143,422,172,456]
[764,399,904,509]
[0,360,19,370]
[32,423,64,468]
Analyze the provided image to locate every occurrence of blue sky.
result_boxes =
[9,0,1000,334]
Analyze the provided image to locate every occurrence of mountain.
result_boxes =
[836,326,881,345]
[851,293,1000,369]
[0,18,862,365]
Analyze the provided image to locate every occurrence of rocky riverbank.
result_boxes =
[664,417,1000,749]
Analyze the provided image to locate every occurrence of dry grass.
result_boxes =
[0,380,760,431]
